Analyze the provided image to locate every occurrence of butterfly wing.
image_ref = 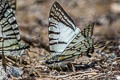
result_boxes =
[49,1,80,56]
[62,23,95,58]
[8,0,16,13]
[0,0,29,56]
[81,23,94,38]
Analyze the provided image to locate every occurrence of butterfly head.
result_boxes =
[45,55,59,64]
[45,58,55,64]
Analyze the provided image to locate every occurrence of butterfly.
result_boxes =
[45,1,94,66]
[0,0,29,57]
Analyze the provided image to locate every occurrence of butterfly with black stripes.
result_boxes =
[0,0,29,57]
[46,1,94,67]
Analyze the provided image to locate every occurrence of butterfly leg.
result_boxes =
[19,50,30,65]
[71,63,76,72]
[26,48,36,64]
[86,50,91,57]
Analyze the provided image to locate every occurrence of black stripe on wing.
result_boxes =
[50,41,67,45]
[49,31,60,34]
[49,1,76,31]
[49,50,56,53]
[0,46,29,51]
[49,38,58,41]
[0,37,17,40]
[3,26,17,32]
[49,22,57,28]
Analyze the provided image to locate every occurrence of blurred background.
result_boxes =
[16,0,120,55]
[7,0,120,79]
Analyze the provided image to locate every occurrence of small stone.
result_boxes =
[118,45,120,50]
[0,65,23,80]
[112,61,117,65]
[111,3,120,13]
[116,75,120,80]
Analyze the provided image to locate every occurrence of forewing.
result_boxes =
[49,1,80,55]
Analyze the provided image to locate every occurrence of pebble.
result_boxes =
[111,3,120,13]
[0,65,23,80]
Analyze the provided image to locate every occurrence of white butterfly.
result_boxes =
[0,0,29,57]
[46,1,94,65]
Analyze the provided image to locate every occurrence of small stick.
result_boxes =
[1,38,7,72]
